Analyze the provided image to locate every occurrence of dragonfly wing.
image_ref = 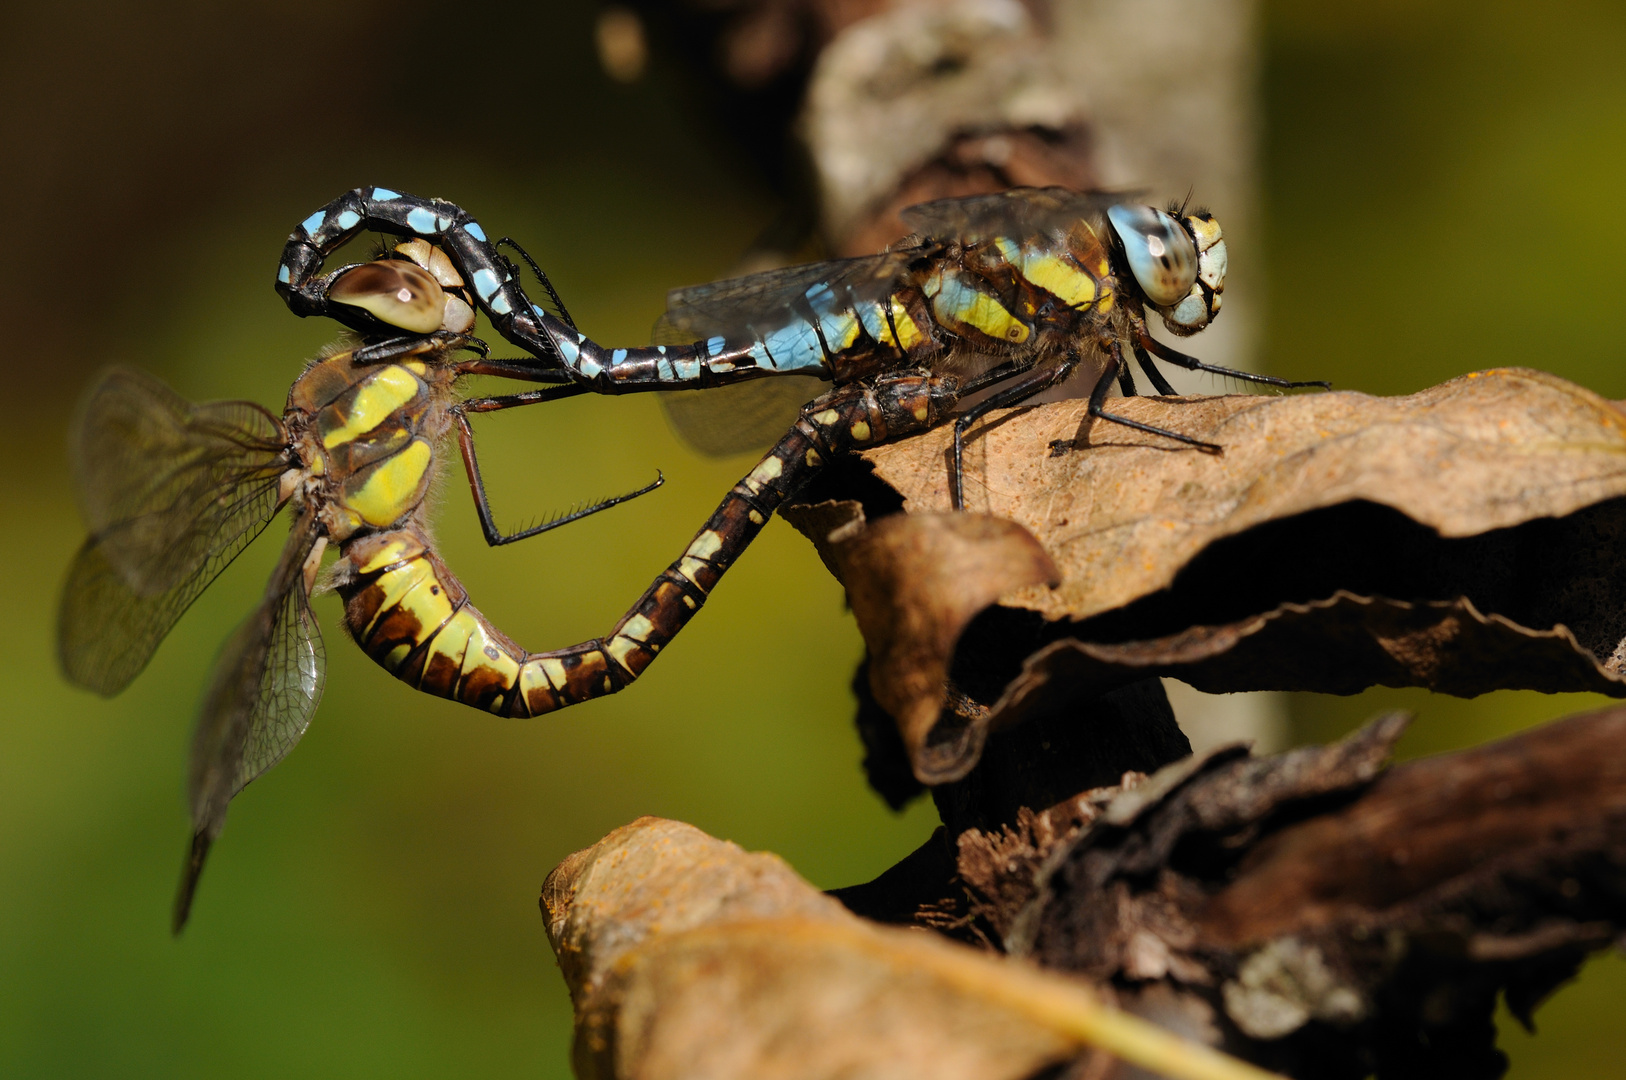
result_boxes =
[899,187,1142,244]
[659,376,826,458]
[652,254,916,456]
[59,369,291,695]
[72,367,289,594]
[176,515,325,931]
[653,251,917,345]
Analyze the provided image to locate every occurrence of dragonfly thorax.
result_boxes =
[284,343,456,543]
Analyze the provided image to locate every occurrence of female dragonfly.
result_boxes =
[273,185,1328,727]
[59,238,660,929]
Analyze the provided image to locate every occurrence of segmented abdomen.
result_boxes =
[339,530,612,718]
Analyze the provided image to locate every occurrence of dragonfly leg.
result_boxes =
[950,359,1081,510]
[1132,342,1180,395]
[350,330,487,367]
[1117,360,1139,397]
[496,236,576,330]
[1072,343,1223,454]
[449,387,662,547]
[453,355,577,384]
[1137,327,1332,390]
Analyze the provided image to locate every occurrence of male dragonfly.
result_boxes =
[273,184,1325,726]
[59,238,659,929]
[269,184,1333,709]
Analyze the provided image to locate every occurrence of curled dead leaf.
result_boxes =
[990,592,1626,727]
[829,513,1059,784]
[542,816,1283,1080]
[781,371,1626,787]
[863,369,1626,622]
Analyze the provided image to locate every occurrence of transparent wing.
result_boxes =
[176,516,325,931]
[59,368,291,695]
[659,376,826,458]
[652,254,912,456]
[652,251,917,346]
[898,186,1139,244]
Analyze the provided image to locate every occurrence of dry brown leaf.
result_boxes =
[783,370,1626,728]
[830,513,1059,783]
[862,368,1626,622]
[1019,705,1626,1065]
[990,592,1626,722]
[542,816,1283,1080]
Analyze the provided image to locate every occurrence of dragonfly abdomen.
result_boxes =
[340,530,535,716]
[336,371,960,719]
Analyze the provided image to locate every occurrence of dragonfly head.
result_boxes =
[328,240,477,336]
[1106,204,1226,337]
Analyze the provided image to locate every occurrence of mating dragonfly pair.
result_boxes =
[59,184,1325,928]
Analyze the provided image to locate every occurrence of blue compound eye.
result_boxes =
[329,259,446,334]
[1107,204,1198,308]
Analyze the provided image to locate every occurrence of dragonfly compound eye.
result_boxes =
[329,259,447,334]
[1107,204,1198,309]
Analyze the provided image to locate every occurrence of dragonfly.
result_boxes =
[58,237,662,930]
[273,183,1326,710]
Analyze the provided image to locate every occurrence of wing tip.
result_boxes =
[172,830,214,936]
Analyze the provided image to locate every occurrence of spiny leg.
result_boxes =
[950,358,1081,510]
[496,236,576,330]
[1056,342,1223,455]
[450,384,661,547]
[1137,327,1331,391]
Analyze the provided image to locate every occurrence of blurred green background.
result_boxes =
[2,1,1622,1075]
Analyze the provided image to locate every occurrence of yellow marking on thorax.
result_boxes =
[320,365,423,448]
[344,439,433,527]
[1020,248,1102,311]
[953,289,1028,343]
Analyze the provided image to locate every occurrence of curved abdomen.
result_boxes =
[338,372,958,719]
[339,530,617,717]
